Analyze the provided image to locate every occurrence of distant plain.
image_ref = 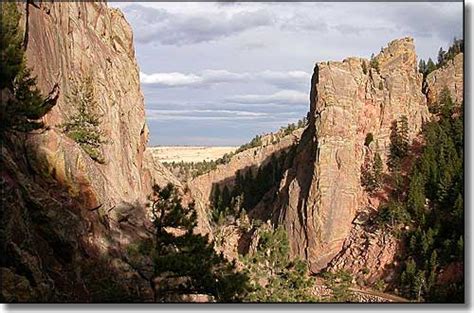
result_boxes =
[150,146,238,163]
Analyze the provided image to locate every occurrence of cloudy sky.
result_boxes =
[110,2,463,146]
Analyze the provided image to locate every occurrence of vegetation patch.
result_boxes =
[210,145,297,224]
[149,183,249,302]
[61,76,108,164]
[241,225,317,302]
[374,90,463,302]
[419,38,463,79]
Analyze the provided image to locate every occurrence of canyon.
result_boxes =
[0,1,463,302]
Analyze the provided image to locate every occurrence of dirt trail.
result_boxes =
[349,287,410,302]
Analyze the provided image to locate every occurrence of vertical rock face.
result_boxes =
[22,1,150,210]
[1,1,180,301]
[276,38,430,272]
[425,53,464,106]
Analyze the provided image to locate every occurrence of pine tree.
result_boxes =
[399,115,410,156]
[426,58,437,75]
[418,59,427,76]
[323,270,354,302]
[61,76,108,163]
[0,2,23,90]
[361,151,383,194]
[241,226,316,302]
[151,183,249,302]
[373,152,383,187]
[406,171,425,219]
[388,116,409,172]
[437,47,446,66]
[0,3,56,134]
[370,53,380,73]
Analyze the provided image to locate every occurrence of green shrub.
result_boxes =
[370,53,380,73]
[241,226,317,302]
[322,270,354,302]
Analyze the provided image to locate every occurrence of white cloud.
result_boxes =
[227,90,308,106]
[122,4,274,45]
[140,72,202,86]
[140,70,310,88]
[140,70,249,87]
[148,109,266,117]
[146,108,269,121]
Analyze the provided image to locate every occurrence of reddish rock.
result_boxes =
[274,38,430,272]
[22,2,151,209]
[425,53,463,106]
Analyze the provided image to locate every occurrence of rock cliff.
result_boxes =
[425,53,464,106]
[1,1,174,301]
[274,38,430,272]
[22,1,149,208]
[323,50,464,282]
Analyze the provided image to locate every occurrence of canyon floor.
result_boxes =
[149,146,238,163]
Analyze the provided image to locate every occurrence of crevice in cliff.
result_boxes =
[274,64,319,264]
[21,1,30,49]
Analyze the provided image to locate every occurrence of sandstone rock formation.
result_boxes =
[22,1,149,209]
[425,53,463,106]
[325,51,464,283]
[274,37,430,273]
[1,1,174,301]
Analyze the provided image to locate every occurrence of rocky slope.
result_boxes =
[188,128,303,235]
[1,1,175,301]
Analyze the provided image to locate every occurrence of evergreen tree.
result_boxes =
[0,3,56,134]
[323,270,354,302]
[437,47,446,66]
[373,152,383,187]
[150,183,249,302]
[370,53,380,73]
[387,116,410,172]
[418,59,427,76]
[241,226,316,302]
[0,2,23,90]
[426,58,437,76]
[406,171,425,220]
[61,76,108,163]
[380,89,463,302]
[399,115,410,155]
